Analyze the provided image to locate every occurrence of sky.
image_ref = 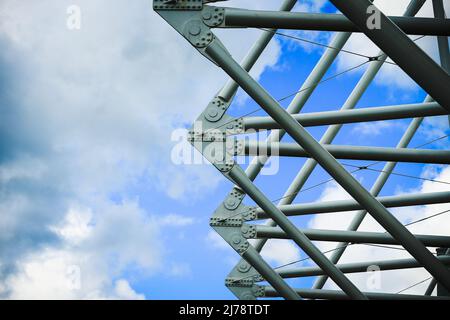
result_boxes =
[0,0,449,299]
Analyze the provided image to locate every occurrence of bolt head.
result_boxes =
[203,11,212,20]
[238,262,251,272]
[189,25,201,36]
[207,108,218,117]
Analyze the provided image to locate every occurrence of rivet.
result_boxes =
[189,25,201,36]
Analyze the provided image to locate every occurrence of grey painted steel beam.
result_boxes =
[329,0,450,113]
[432,0,450,73]
[264,287,450,300]
[255,226,450,247]
[255,191,450,219]
[225,19,354,300]
[205,38,450,291]
[241,141,450,164]
[242,102,445,130]
[227,165,367,299]
[242,32,352,182]
[218,0,297,101]
[253,1,426,260]
[221,9,450,36]
[277,256,450,279]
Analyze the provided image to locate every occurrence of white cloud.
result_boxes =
[1,200,166,299]
[309,165,450,295]
[157,213,195,227]
[260,239,301,267]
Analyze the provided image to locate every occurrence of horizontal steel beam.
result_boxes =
[264,287,450,300]
[255,191,450,219]
[206,38,450,291]
[255,227,450,247]
[277,256,450,279]
[242,102,446,130]
[240,142,450,164]
[221,9,450,36]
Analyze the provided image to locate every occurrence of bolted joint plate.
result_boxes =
[226,262,265,300]
[154,2,232,65]
[210,201,256,255]
[223,188,245,210]
[184,19,214,48]
[204,96,229,122]
[226,284,265,300]
[153,0,203,11]
[224,117,245,135]
[202,6,225,27]
[241,223,257,239]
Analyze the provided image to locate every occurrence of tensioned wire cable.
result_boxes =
[340,163,450,186]
[260,28,428,66]
[206,59,371,133]
[217,134,450,222]
[230,206,450,284]
[396,276,433,294]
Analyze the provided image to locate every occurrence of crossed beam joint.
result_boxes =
[154,0,450,300]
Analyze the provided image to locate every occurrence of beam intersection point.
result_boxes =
[153,0,450,300]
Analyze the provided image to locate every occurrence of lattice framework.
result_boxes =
[154,0,450,300]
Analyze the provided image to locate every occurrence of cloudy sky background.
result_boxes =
[0,0,449,299]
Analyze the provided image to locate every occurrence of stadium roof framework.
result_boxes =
[153,0,450,300]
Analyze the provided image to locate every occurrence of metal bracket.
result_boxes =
[153,2,229,62]
[225,263,265,300]
[241,223,257,239]
[210,193,256,255]
[204,96,229,122]
[153,0,203,11]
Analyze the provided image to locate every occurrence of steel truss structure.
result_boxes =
[154,0,450,300]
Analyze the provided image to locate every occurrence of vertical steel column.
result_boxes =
[205,39,450,291]
[329,0,450,112]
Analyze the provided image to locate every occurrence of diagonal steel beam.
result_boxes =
[242,102,445,130]
[227,165,367,299]
[329,0,450,112]
[204,38,450,292]
[252,0,427,259]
